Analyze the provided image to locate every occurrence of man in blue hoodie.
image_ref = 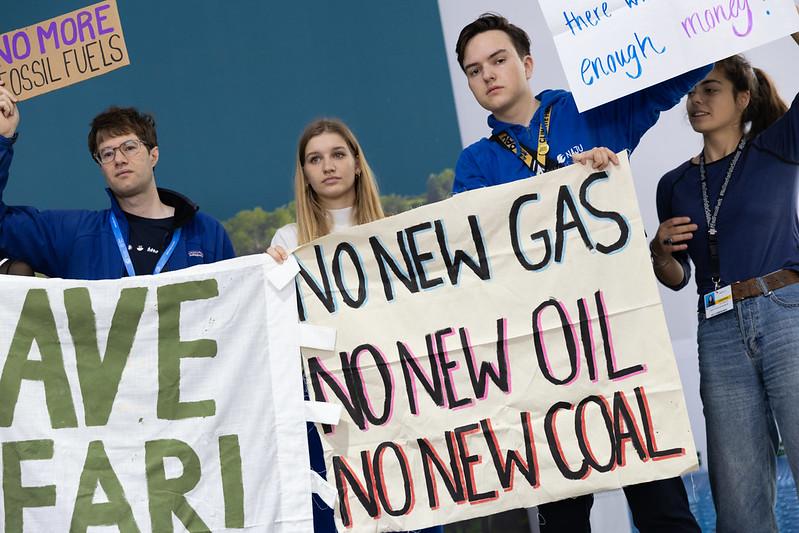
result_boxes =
[454,13,707,533]
[0,83,234,279]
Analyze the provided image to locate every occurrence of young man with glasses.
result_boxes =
[0,84,234,279]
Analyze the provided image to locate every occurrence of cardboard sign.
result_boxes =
[536,0,799,111]
[0,0,129,101]
[293,153,698,532]
[0,255,313,532]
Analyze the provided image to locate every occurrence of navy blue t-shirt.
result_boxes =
[124,212,175,276]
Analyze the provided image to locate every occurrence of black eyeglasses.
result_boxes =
[94,139,150,165]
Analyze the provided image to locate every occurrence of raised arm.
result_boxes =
[0,81,20,214]
[0,81,19,138]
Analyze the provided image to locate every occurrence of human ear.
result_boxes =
[523,55,534,80]
[736,90,751,111]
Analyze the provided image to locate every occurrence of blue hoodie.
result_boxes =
[0,134,235,279]
[454,65,713,193]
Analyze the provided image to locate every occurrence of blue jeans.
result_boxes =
[697,281,799,532]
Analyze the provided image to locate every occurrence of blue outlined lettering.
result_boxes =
[555,184,595,263]
[434,216,492,287]
[332,242,368,309]
[369,233,420,303]
[579,172,631,255]
[509,194,554,272]
[405,223,445,291]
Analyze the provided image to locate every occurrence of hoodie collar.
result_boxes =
[106,187,198,230]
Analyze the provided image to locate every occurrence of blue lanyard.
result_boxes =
[110,212,182,276]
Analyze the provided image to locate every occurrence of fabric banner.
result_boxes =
[0,254,312,532]
[293,153,698,532]
[535,0,799,111]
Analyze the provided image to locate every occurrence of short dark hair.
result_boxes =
[88,106,158,160]
[456,13,531,70]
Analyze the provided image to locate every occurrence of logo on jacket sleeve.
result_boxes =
[188,250,204,258]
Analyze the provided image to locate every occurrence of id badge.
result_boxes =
[704,286,733,318]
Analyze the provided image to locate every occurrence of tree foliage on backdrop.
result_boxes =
[224,169,454,255]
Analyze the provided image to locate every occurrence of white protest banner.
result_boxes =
[293,153,697,532]
[0,255,312,532]
[536,0,799,112]
[0,0,129,101]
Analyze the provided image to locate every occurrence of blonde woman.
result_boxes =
[268,119,442,533]
[268,118,384,260]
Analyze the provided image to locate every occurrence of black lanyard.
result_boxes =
[536,105,552,167]
[490,106,556,174]
[699,137,745,289]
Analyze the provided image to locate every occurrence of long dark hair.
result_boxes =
[715,54,788,140]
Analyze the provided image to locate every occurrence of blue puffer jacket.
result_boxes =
[0,134,235,279]
[454,65,713,192]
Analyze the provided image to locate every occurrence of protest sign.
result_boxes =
[0,0,129,101]
[293,153,698,532]
[536,0,799,111]
[0,255,312,532]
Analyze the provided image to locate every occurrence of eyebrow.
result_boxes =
[305,146,348,158]
[463,48,508,72]
[697,79,722,87]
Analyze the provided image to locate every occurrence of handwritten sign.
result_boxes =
[293,153,697,532]
[0,0,129,101]
[536,0,799,111]
[0,255,312,532]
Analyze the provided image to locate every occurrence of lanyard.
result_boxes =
[699,137,745,289]
[536,105,552,167]
[490,105,553,173]
[110,212,181,277]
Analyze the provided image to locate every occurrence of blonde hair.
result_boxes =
[294,119,385,244]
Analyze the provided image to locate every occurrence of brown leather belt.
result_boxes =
[731,269,799,302]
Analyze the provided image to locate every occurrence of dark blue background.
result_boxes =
[3,1,462,220]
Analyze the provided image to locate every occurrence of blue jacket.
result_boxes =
[454,65,713,192]
[0,134,235,279]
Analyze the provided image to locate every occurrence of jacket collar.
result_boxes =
[106,187,198,230]
[487,89,569,135]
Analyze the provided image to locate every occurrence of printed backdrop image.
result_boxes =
[0,255,311,532]
[294,154,697,532]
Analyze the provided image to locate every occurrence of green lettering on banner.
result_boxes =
[70,440,140,533]
[145,439,210,533]
[65,287,147,426]
[157,280,218,420]
[219,434,245,528]
[3,440,56,532]
[0,288,78,428]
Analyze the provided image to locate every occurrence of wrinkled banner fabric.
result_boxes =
[0,254,312,532]
[293,153,697,532]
